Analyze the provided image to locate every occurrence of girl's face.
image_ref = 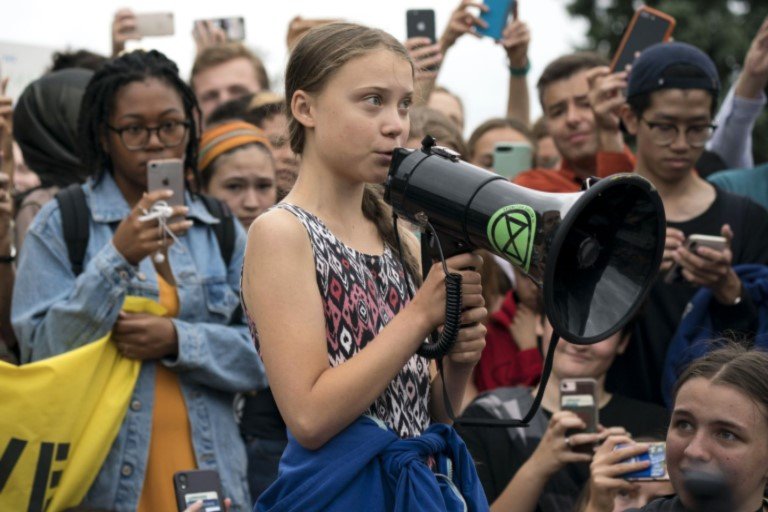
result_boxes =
[302,48,413,185]
[612,480,674,511]
[105,77,188,193]
[543,320,627,380]
[667,378,768,511]
[206,145,277,228]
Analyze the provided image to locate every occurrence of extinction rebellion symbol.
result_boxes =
[486,204,537,272]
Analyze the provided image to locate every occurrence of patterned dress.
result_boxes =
[245,203,431,438]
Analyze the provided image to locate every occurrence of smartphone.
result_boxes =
[135,12,175,37]
[560,378,598,454]
[621,442,669,481]
[476,0,516,41]
[148,158,185,222]
[406,10,438,72]
[173,470,224,512]
[493,142,533,179]
[196,17,246,42]
[610,6,676,72]
[663,234,727,284]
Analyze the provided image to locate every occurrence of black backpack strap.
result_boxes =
[55,184,90,276]
[197,194,236,268]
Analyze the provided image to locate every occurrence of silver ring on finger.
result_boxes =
[564,436,572,449]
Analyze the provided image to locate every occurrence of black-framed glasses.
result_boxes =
[641,118,717,148]
[107,120,190,151]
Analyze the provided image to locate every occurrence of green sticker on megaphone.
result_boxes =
[487,204,537,272]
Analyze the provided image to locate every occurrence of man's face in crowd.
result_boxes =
[193,57,263,121]
[624,88,713,184]
[541,69,599,166]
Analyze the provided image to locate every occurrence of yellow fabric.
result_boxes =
[0,297,158,512]
[138,275,196,512]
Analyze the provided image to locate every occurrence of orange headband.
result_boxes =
[198,121,272,171]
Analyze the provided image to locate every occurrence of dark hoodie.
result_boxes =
[13,68,92,189]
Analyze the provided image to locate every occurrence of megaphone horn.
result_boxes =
[385,136,665,349]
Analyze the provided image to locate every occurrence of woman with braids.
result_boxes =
[241,23,488,510]
[12,50,263,511]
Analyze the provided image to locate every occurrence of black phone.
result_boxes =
[406,10,438,72]
[174,470,224,512]
[610,6,676,72]
[406,9,437,43]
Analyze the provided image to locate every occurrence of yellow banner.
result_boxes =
[0,297,164,512]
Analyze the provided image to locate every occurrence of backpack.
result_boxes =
[55,184,236,275]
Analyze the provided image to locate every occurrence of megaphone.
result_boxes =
[385,137,665,350]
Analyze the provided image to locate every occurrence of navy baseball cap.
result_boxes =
[627,42,720,99]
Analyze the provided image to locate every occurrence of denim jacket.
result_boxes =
[11,172,266,511]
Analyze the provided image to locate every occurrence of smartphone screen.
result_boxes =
[197,17,246,42]
[477,0,515,41]
[611,8,675,72]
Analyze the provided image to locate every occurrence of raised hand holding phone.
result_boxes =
[440,0,489,52]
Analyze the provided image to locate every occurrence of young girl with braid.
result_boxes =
[241,23,489,510]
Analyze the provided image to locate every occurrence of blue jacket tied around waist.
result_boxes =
[255,416,490,512]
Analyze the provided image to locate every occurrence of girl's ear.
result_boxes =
[616,332,630,355]
[291,90,315,129]
[619,104,639,137]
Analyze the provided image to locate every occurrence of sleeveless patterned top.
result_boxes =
[245,203,430,438]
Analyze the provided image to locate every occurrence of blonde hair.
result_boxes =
[284,22,420,284]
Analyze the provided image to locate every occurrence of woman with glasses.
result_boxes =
[12,50,264,511]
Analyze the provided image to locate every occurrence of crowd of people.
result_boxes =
[1,4,767,512]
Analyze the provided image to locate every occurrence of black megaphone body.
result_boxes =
[384,137,665,348]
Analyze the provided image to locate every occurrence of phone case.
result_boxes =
[610,6,676,72]
[493,142,533,179]
[621,442,669,481]
[560,378,598,453]
[135,12,175,37]
[476,0,515,41]
[147,159,185,223]
[174,470,224,512]
[664,234,727,284]
[406,9,436,43]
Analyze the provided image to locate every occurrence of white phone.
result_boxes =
[135,12,175,37]
[664,234,727,284]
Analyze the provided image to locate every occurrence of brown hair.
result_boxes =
[467,117,534,161]
[531,116,549,141]
[409,106,469,158]
[673,342,768,418]
[191,43,270,91]
[536,52,608,109]
[430,85,464,118]
[284,22,420,284]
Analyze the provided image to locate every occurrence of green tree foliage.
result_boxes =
[565,0,768,165]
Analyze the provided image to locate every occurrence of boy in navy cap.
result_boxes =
[607,42,768,405]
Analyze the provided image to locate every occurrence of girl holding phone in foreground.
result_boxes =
[241,22,488,510]
[583,344,768,512]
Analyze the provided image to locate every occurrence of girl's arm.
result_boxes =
[242,209,482,449]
